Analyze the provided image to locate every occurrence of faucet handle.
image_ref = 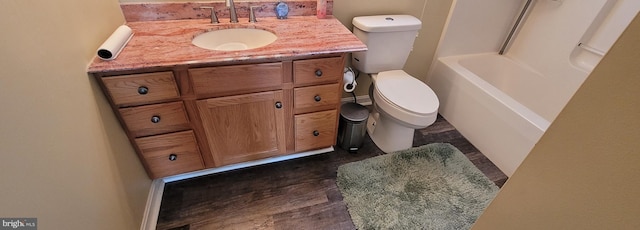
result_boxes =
[199,6,219,24]
[249,6,260,23]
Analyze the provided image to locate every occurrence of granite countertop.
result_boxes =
[87,16,367,73]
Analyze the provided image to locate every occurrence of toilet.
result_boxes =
[351,15,439,153]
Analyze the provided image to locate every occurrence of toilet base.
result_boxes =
[366,111,415,153]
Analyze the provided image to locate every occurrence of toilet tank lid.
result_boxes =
[352,15,421,33]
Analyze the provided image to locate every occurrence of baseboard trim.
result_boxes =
[341,95,372,106]
[139,147,335,230]
[140,179,165,230]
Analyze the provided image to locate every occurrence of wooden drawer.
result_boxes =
[135,131,204,179]
[189,62,283,98]
[102,71,180,107]
[294,110,338,152]
[119,101,191,137]
[293,57,343,86]
[294,83,340,114]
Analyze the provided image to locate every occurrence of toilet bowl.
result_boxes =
[367,70,439,153]
[350,14,439,153]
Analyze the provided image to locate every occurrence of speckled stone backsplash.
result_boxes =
[121,0,334,22]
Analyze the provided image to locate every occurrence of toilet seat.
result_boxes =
[373,70,439,127]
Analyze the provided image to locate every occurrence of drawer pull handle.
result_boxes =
[315,69,323,77]
[313,130,320,136]
[137,86,149,95]
[275,101,283,109]
[314,95,321,102]
[150,115,161,123]
[168,154,177,161]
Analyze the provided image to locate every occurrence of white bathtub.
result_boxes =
[428,53,563,176]
[427,0,637,177]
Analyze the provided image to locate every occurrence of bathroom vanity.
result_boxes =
[88,17,366,179]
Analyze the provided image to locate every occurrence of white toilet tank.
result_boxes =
[351,15,422,74]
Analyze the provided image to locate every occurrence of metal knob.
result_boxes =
[275,101,282,109]
[313,130,320,136]
[314,95,321,102]
[168,154,177,161]
[315,69,323,77]
[137,86,149,95]
[151,115,161,123]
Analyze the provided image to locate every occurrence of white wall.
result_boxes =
[0,0,151,229]
[433,0,522,59]
[507,0,610,105]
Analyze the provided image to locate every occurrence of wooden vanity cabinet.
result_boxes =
[95,55,345,179]
[99,71,205,179]
[188,62,288,167]
[292,57,343,152]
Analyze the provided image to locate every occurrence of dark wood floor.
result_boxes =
[156,115,508,230]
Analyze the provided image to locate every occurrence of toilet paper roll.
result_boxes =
[343,69,356,92]
[97,25,133,60]
[344,79,357,92]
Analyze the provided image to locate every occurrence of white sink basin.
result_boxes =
[192,28,277,51]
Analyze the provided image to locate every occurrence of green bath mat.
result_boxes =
[336,143,499,229]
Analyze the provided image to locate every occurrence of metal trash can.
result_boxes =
[337,102,369,153]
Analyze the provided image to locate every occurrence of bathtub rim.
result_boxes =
[436,53,551,132]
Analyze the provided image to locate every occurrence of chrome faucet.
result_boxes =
[226,0,239,23]
[199,6,219,24]
[249,6,259,23]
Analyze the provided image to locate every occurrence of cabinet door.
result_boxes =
[196,91,286,166]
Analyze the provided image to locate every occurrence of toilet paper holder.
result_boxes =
[343,67,357,92]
